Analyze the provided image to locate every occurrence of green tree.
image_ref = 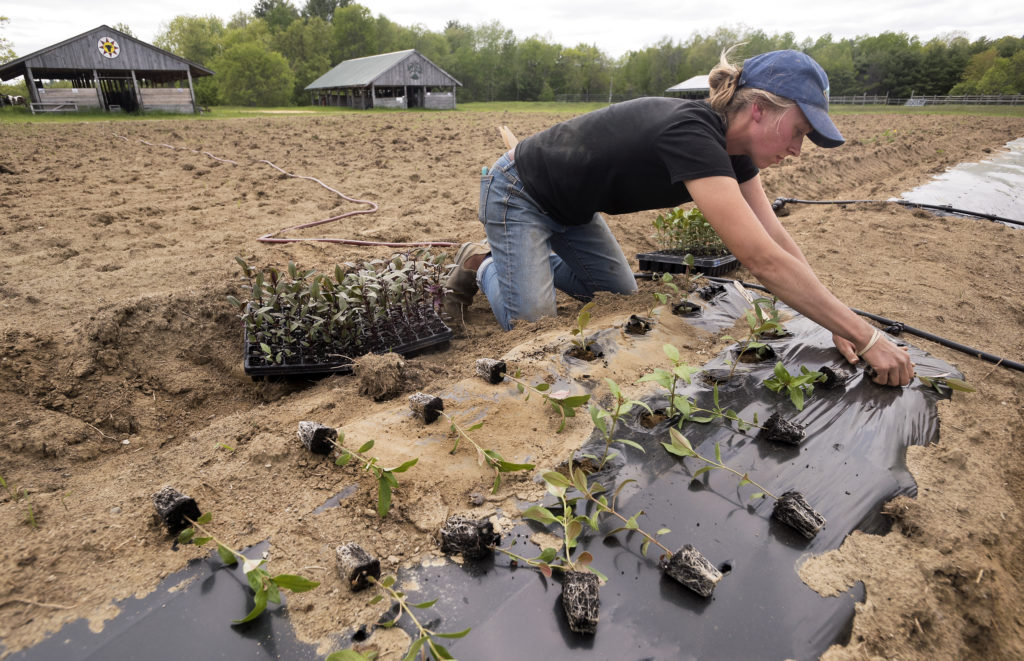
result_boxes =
[302,0,347,22]
[154,15,225,65]
[212,41,295,105]
[1,16,16,63]
[331,3,378,62]
[254,0,300,33]
[273,16,333,103]
[112,23,136,38]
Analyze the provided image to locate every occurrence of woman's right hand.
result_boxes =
[862,337,915,386]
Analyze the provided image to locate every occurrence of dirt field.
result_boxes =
[1,109,1023,660]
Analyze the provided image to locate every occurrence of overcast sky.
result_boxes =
[4,0,1022,59]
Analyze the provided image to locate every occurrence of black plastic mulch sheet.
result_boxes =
[7,285,961,661]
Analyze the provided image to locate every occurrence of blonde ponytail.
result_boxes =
[708,45,796,121]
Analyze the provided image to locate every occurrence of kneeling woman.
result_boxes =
[447,49,913,387]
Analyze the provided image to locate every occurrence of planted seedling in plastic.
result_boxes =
[567,301,600,359]
[334,433,418,519]
[662,428,826,539]
[174,510,319,624]
[587,378,651,471]
[762,362,826,411]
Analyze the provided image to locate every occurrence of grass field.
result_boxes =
[1,100,1023,124]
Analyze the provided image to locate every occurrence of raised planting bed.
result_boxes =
[234,252,453,380]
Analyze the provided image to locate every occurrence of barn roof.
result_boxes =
[0,25,213,83]
[306,49,461,90]
[666,74,710,93]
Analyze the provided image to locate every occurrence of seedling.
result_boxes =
[333,433,418,519]
[663,428,826,539]
[568,301,598,357]
[652,207,727,257]
[177,512,320,624]
[503,370,591,433]
[650,271,680,314]
[587,378,651,471]
[763,362,826,411]
[360,573,468,661]
[230,251,450,370]
[723,296,785,379]
[1,474,38,529]
[555,467,722,597]
[638,346,758,433]
[437,410,535,494]
[501,471,606,633]
[918,373,975,395]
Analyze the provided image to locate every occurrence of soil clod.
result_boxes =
[475,358,507,384]
[409,392,444,424]
[297,421,337,455]
[438,514,500,560]
[335,542,381,591]
[757,412,806,445]
[772,490,826,539]
[660,544,723,597]
[561,570,600,634]
[152,486,201,535]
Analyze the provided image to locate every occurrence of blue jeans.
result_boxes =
[477,152,637,331]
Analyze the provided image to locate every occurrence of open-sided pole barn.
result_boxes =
[0,25,212,114]
[305,50,461,110]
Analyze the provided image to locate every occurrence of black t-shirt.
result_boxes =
[513,97,759,226]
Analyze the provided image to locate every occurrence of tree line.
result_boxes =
[3,4,1023,106]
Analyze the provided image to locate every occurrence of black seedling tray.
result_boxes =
[243,311,453,380]
[637,251,740,276]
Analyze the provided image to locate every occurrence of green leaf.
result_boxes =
[401,637,427,661]
[656,528,671,535]
[714,443,722,464]
[571,467,590,494]
[641,539,651,556]
[232,584,269,624]
[381,575,397,588]
[377,479,393,518]
[944,377,975,392]
[543,471,572,489]
[177,527,196,545]
[436,627,472,639]
[266,580,282,605]
[790,387,806,411]
[663,343,680,362]
[358,440,375,453]
[522,506,559,526]
[335,452,352,467]
[566,520,583,542]
[750,492,765,500]
[387,458,418,473]
[693,466,714,478]
[217,544,237,565]
[430,642,455,659]
[774,361,789,382]
[272,574,320,593]
[192,536,212,546]
[616,438,646,453]
[325,651,377,661]
[411,598,439,609]
[536,547,558,563]
[534,382,550,392]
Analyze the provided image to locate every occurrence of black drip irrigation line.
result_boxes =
[633,271,1024,374]
[771,197,1024,228]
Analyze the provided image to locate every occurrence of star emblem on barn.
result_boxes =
[98,37,120,59]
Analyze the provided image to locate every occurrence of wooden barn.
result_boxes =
[306,49,461,110]
[0,25,212,114]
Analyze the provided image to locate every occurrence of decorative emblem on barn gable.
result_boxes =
[98,37,120,59]
[407,60,422,81]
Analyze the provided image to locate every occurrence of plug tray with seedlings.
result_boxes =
[233,253,453,380]
[438,514,500,560]
[637,252,740,277]
[336,542,381,591]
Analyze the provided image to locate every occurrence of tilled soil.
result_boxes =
[1,109,1023,660]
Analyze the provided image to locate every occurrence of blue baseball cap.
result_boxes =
[738,50,845,148]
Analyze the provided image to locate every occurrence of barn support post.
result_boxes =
[371,84,375,109]
[24,66,39,105]
[131,69,144,113]
[186,69,198,114]
[403,85,407,108]
[93,69,106,110]
[453,85,457,110]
